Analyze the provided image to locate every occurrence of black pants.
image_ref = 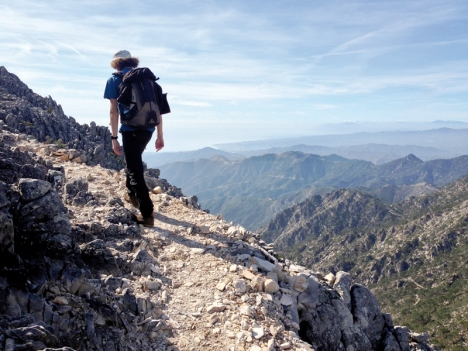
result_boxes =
[122,130,154,217]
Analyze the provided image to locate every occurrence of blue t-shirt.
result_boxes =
[104,67,155,133]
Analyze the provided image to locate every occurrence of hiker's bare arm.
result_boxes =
[156,116,164,152]
[109,99,122,156]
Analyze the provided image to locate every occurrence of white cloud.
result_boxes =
[1,0,468,150]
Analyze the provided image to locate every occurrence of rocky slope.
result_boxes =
[0,68,439,350]
[0,125,440,351]
[0,66,123,171]
[259,182,468,349]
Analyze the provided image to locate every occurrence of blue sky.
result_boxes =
[1,0,467,151]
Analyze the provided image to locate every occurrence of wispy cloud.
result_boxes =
[1,0,468,150]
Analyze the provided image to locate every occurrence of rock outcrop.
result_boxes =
[0,66,123,170]
[0,129,438,350]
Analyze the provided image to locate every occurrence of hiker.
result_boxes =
[104,50,164,227]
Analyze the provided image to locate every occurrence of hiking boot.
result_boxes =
[124,192,139,208]
[133,212,154,227]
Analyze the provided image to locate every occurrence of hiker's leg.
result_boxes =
[122,130,154,217]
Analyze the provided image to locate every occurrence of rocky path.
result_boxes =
[0,127,438,351]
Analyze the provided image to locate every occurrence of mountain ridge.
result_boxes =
[258,177,468,349]
[159,151,468,230]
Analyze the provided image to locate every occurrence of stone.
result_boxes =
[293,275,308,292]
[381,331,402,351]
[18,178,51,202]
[130,249,157,276]
[410,332,430,343]
[334,271,352,309]
[264,279,280,294]
[62,268,85,295]
[250,276,264,292]
[80,239,122,276]
[0,209,14,253]
[216,282,226,291]
[190,248,205,254]
[252,327,264,339]
[239,304,251,316]
[242,269,256,280]
[351,284,385,350]
[234,279,247,293]
[279,342,291,350]
[207,303,226,313]
[280,294,293,306]
[394,326,411,351]
[52,296,68,305]
[266,271,278,283]
[229,264,238,272]
[153,186,163,194]
[250,256,275,272]
[288,264,303,273]
[324,273,336,284]
[144,279,162,292]
[199,225,210,234]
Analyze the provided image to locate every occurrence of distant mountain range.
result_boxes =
[258,176,468,349]
[214,128,468,153]
[145,143,454,167]
[158,152,468,230]
[306,120,468,135]
[145,128,468,168]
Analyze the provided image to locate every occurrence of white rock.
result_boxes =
[267,339,275,351]
[152,186,163,194]
[250,256,276,272]
[325,273,336,284]
[216,282,226,291]
[280,342,291,350]
[242,270,256,280]
[252,327,264,339]
[191,248,205,254]
[288,264,304,273]
[227,226,238,235]
[280,294,293,306]
[207,303,226,313]
[229,264,238,272]
[239,304,251,316]
[52,296,68,305]
[249,346,262,351]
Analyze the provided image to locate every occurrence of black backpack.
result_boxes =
[114,67,170,129]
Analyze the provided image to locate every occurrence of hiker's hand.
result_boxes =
[156,136,164,152]
[112,139,122,156]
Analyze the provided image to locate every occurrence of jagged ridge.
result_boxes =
[259,180,468,349]
[0,66,123,170]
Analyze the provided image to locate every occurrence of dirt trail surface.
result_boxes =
[0,127,438,351]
